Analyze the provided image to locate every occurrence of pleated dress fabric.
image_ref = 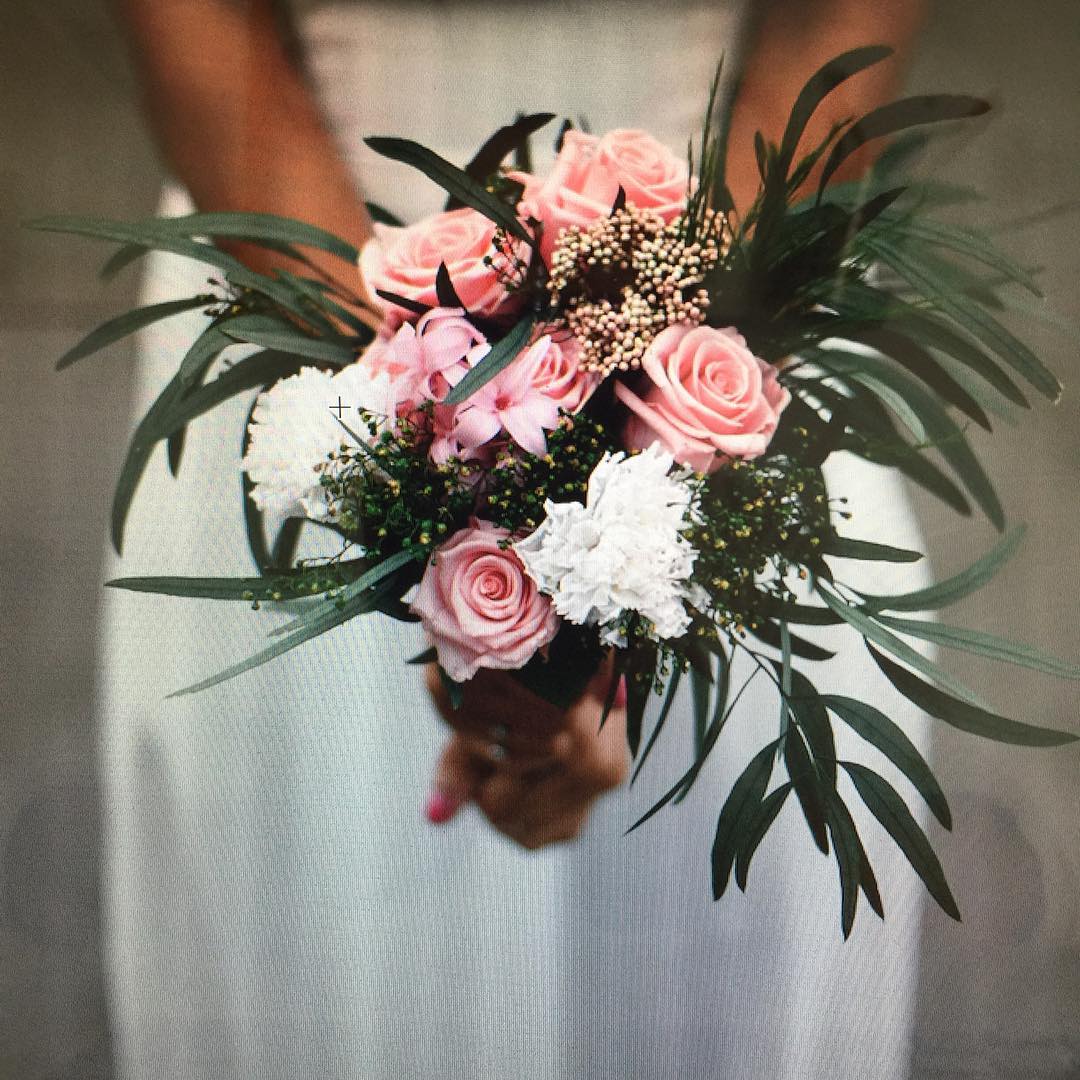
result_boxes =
[98,3,937,1076]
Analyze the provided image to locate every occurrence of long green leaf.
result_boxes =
[167,574,403,698]
[840,326,993,430]
[27,216,247,276]
[876,614,1080,679]
[778,46,894,172]
[241,394,274,570]
[783,725,830,854]
[141,211,360,262]
[818,95,990,196]
[748,619,836,661]
[631,666,683,784]
[442,318,534,405]
[266,548,420,638]
[858,525,1025,613]
[826,793,880,937]
[625,641,658,758]
[176,324,233,388]
[866,235,1061,401]
[870,215,1042,296]
[843,761,961,921]
[823,694,951,828]
[818,584,989,708]
[868,644,1078,746]
[364,137,531,241]
[456,112,555,195]
[785,668,836,782]
[816,350,1005,528]
[56,297,211,370]
[221,316,356,364]
[110,375,189,554]
[110,351,302,553]
[105,561,369,601]
[734,783,792,891]
[823,535,924,563]
[711,740,779,899]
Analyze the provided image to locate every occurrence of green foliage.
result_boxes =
[442,317,534,404]
[365,136,532,241]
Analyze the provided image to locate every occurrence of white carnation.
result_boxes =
[513,444,700,645]
[242,361,394,521]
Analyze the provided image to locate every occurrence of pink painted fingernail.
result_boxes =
[424,791,460,825]
[614,675,628,708]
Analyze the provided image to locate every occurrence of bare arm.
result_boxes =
[114,0,373,275]
[726,0,929,211]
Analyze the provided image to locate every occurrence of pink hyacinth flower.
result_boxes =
[453,336,562,457]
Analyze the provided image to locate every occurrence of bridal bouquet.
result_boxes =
[36,47,1078,935]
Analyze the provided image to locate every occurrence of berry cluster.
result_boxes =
[547,206,729,375]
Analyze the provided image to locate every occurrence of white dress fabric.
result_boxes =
[99,3,937,1077]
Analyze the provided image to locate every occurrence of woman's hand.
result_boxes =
[423,662,629,850]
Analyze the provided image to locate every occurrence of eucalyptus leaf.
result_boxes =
[364,136,531,241]
[823,694,951,829]
[56,296,211,371]
[843,761,961,921]
[443,317,534,405]
[135,211,361,262]
[632,666,683,784]
[711,740,780,899]
[783,725,830,854]
[817,95,990,197]
[734,783,792,892]
[221,317,355,365]
[868,645,1078,746]
[823,536,924,563]
[858,525,1024,613]
[818,584,989,708]
[875,614,1080,679]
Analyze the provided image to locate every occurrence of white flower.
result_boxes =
[513,444,700,644]
[242,361,394,521]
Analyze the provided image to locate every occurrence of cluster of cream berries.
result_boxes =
[547,206,729,376]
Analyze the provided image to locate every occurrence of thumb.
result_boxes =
[583,657,628,710]
[425,734,484,825]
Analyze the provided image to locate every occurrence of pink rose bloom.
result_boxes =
[411,521,560,682]
[520,129,689,263]
[366,307,486,406]
[452,339,561,457]
[614,324,790,473]
[528,333,599,414]
[359,208,517,325]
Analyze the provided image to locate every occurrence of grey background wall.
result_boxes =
[0,2,1076,1077]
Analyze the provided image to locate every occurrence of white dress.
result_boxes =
[99,3,937,1077]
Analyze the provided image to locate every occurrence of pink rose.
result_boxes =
[411,521,560,682]
[614,324,790,473]
[528,333,599,414]
[359,208,517,325]
[520,129,689,263]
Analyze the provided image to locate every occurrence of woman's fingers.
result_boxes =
[425,734,487,824]
[474,770,588,850]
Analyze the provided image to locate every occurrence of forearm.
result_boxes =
[728,0,928,209]
[114,0,372,262]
